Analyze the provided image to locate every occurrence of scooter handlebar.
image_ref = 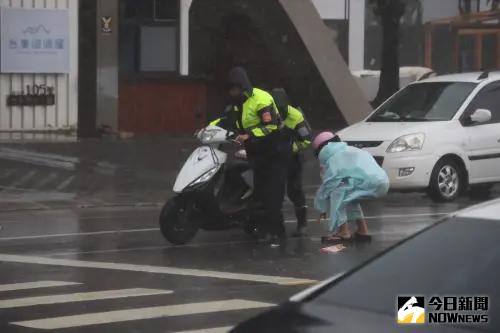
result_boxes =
[226,131,242,146]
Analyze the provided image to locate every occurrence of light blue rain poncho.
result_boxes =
[314,142,390,231]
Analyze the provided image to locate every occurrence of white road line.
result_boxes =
[55,175,75,191]
[48,225,435,257]
[0,228,159,241]
[32,172,59,189]
[0,288,172,309]
[285,212,448,223]
[49,246,173,256]
[0,147,79,164]
[12,299,274,330]
[365,212,450,219]
[0,254,317,286]
[0,148,76,171]
[0,281,81,292]
[6,170,37,189]
[0,210,450,242]
[0,214,140,224]
[175,327,233,333]
[289,272,345,302]
[0,213,448,242]
[284,212,450,223]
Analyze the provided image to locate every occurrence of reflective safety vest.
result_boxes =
[209,88,281,138]
[241,88,281,138]
[283,105,312,153]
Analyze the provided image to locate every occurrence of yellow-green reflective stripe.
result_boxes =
[248,124,278,137]
[209,119,221,126]
[252,128,265,137]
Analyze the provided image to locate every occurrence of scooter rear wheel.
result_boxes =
[159,196,202,245]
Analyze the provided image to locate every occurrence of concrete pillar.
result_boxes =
[278,0,372,125]
[180,0,193,75]
[78,0,98,137]
[348,0,365,71]
[96,0,119,130]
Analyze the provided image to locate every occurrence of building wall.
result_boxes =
[0,0,78,132]
[312,0,365,70]
[421,0,490,23]
[96,0,118,131]
[190,0,360,129]
[312,0,347,19]
[421,0,459,23]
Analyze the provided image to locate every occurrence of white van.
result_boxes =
[338,71,500,202]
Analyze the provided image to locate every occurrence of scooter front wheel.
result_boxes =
[159,196,202,245]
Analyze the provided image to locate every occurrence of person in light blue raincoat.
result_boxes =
[312,132,389,244]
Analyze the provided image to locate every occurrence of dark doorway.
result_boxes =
[191,12,284,120]
[190,0,344,129]
[118,0,207,135]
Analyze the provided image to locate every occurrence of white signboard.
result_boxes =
[1,7,70,73]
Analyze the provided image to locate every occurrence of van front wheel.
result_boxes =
[428,158,465,202]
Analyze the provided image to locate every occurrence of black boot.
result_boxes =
[291,207,308,237]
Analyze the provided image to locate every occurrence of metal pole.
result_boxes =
[179,0,193,76]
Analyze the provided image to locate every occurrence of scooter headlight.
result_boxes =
[189,166,220,187]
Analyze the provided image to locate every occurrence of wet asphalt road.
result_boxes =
[1,194,498,332]
[0,139,500,333]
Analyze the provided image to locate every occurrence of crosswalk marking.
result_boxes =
[0,288,172,309]
[175,327,233,333]
[12,299,273,329]
[0,254,317,286]
[5,170,37,189]
[55,175,75,191]
[32,172,59,189]
[0,147,76,171]
[0,281,81,292]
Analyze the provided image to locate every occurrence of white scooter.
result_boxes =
[159,126,257,245]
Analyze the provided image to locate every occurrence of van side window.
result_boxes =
[465,83,500,125]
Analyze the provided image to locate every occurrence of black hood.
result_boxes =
[271,88,290,119]
[227,67,253,94]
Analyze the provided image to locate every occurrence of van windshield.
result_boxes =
[368,82,477,122]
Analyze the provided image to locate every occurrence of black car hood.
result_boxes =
[231,301,489,333]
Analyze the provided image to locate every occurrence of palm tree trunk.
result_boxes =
[373,4,401,107]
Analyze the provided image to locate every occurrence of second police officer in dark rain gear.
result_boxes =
[225,67,291,248]
[272,88,312,237]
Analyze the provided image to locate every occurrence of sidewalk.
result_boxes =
[0,135,199,212]
[0,135,322,212]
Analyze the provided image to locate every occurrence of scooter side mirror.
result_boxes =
[195,129,204,139]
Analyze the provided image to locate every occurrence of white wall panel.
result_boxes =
[0,0,78,131]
